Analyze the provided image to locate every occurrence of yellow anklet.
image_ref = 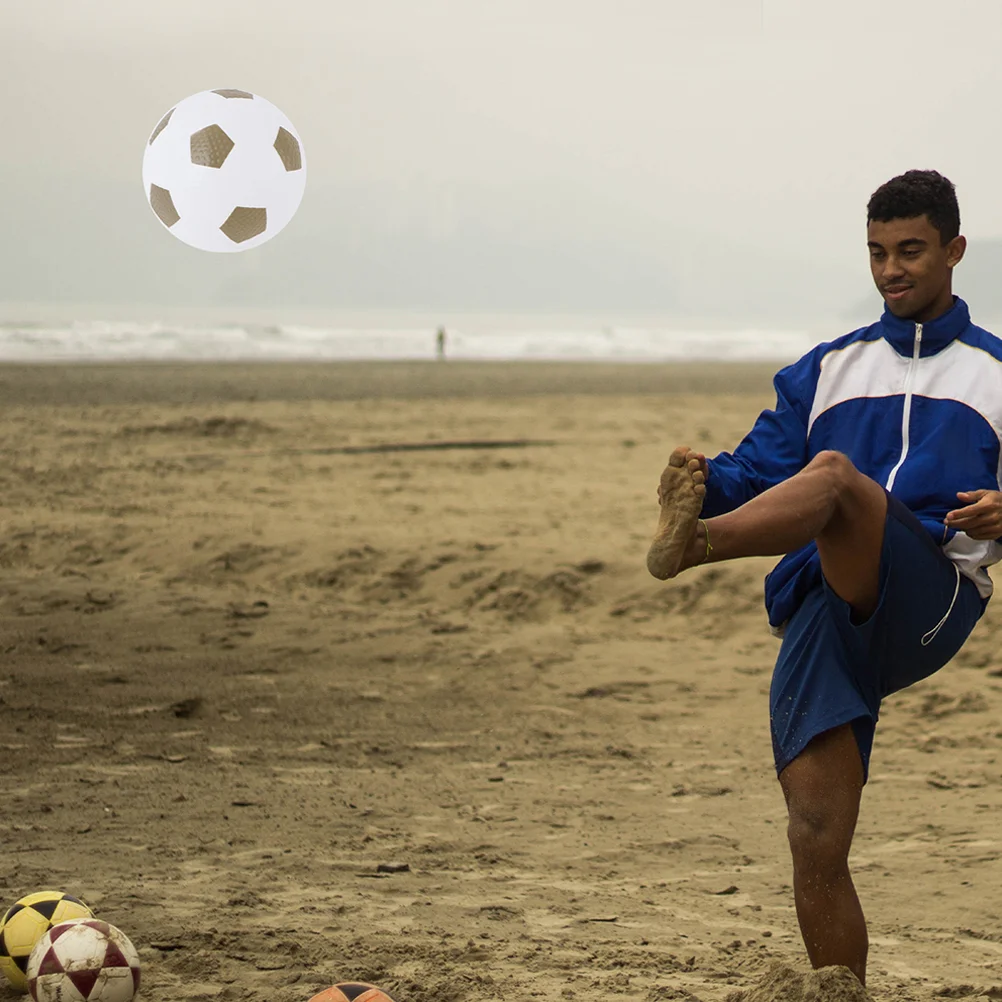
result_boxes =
[699,519,712,564]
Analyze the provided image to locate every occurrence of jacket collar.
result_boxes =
[879,296,970,356]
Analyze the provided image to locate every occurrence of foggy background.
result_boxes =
[3,0,1002,329]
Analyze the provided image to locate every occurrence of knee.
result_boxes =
[809,450,856,478]
[786,799,853,872]
[808,450,858,500]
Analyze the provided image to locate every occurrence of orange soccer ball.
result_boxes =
[309,984,397,1002]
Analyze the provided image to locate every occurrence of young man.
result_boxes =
[647,170,1002,984]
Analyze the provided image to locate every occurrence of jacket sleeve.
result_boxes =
[700,359,814,518]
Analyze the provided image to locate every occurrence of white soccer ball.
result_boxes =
[27,919,140,1002]
[141,88,307,253]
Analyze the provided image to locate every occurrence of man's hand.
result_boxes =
[659,446,708,500]
[945,489,1002,540]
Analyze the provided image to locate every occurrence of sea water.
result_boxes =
[0,313,824,363]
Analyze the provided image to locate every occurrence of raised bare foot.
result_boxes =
[646,446,707,580]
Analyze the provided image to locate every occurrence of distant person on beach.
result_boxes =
[436,326,446,361]
[646,170,1002,985]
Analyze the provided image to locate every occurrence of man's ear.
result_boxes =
[947,234,967,268]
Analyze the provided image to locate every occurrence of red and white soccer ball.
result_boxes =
[26,919,140,1002]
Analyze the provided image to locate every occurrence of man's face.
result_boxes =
[867,215,965,321]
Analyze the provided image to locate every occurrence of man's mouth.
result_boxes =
[884,285,912,302]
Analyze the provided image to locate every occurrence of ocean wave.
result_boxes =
[0,320,818,363]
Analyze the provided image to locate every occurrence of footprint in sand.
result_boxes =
[647,448,706,580]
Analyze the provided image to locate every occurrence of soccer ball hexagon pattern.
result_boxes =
[0,891,94,991]
[27,919,140,1002]
[142,88,307,252]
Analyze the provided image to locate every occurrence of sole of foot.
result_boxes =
[646,454,706,579]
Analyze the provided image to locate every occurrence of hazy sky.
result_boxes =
[4,0,1002,324]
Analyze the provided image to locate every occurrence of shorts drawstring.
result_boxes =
[921,565,961,647]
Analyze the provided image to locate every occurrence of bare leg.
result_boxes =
[649,449,888,619]
[647,450,882,982]
[780,724,867,984]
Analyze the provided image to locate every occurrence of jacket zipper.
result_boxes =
[885,322,923,492]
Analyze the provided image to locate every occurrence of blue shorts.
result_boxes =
[770,492,986,782]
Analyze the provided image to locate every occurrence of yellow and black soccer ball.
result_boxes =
[0,891,93,991]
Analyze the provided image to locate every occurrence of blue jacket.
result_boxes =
[702,297,1002,631]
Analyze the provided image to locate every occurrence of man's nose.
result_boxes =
[881,256,906,279]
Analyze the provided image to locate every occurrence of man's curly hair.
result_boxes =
[867,170,960,245]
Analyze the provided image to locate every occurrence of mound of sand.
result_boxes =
[725,963,874,1002]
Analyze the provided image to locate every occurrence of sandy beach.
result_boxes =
[1,361,1000,1002]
